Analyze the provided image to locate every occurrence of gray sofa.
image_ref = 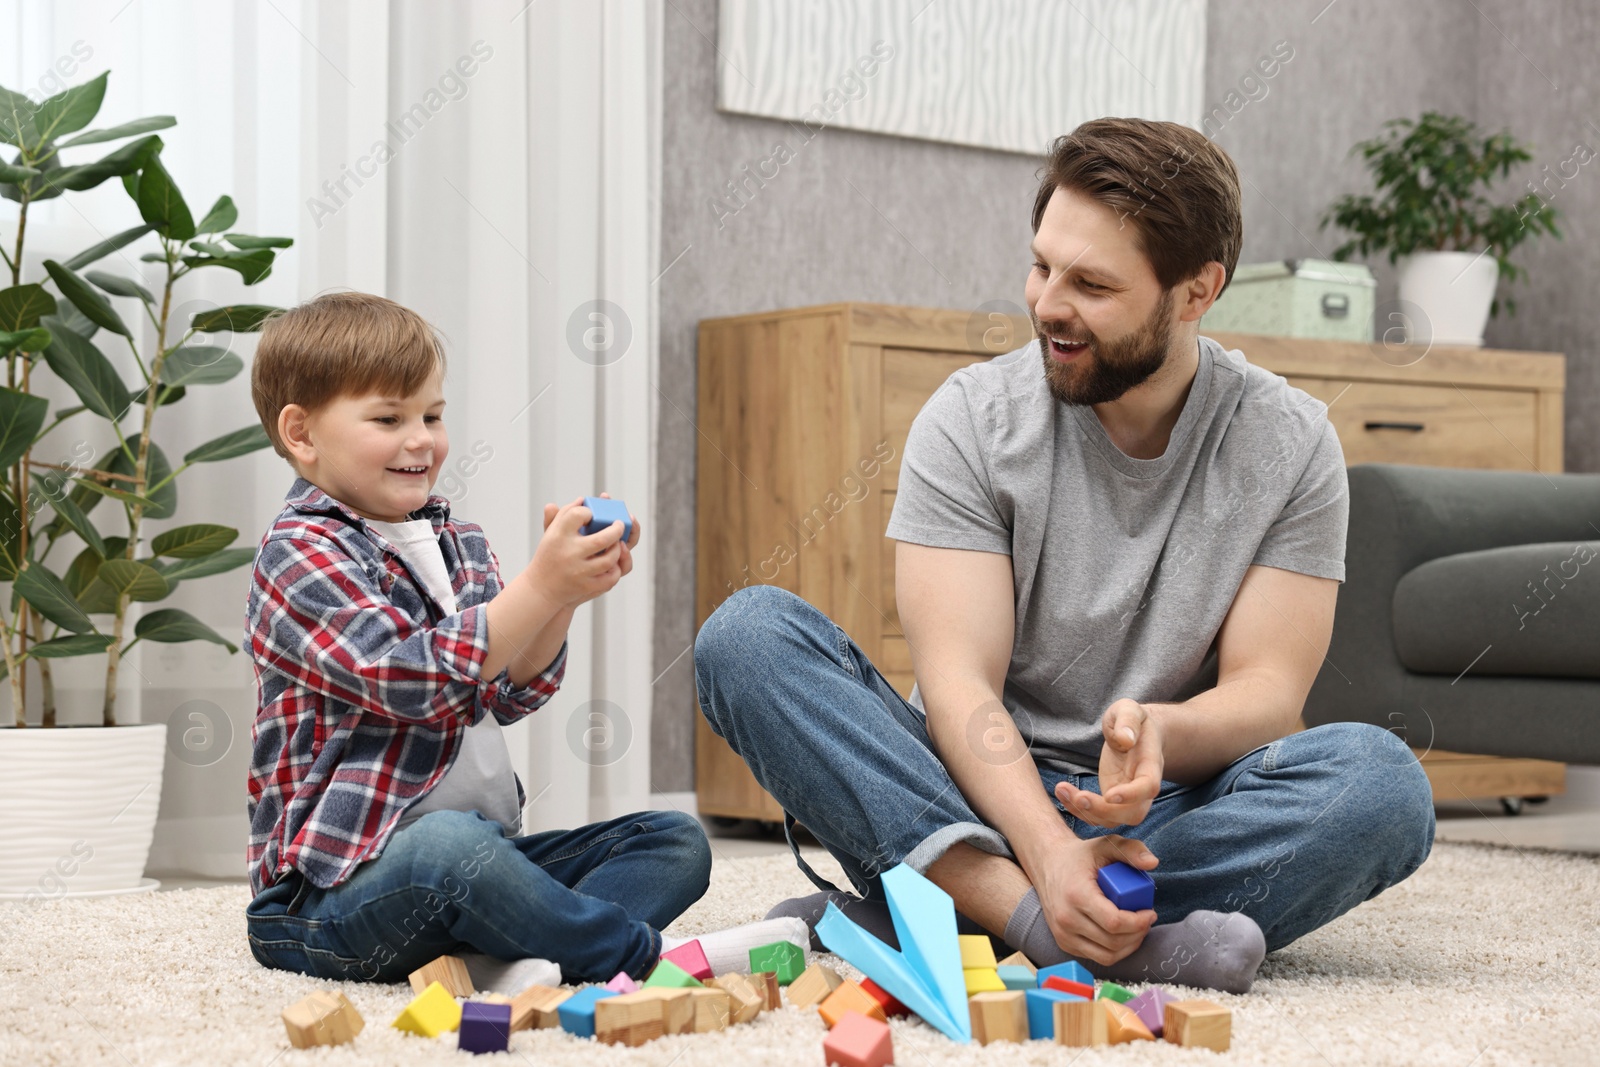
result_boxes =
[1303,463,1600,764]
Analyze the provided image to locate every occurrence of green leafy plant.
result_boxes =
[2,71,291,727]
[1320,111,1562,316]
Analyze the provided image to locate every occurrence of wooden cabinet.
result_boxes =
[694,305,1567,822]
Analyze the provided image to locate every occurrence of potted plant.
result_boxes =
[1321,111,1562,346]
[0,71,290,899]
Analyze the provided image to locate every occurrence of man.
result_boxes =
[693,117,1434,994]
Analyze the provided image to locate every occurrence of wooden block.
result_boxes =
[661,939,713,981]
[710,972,764,1024]
[823,1011,893,1067]
[392,981,462,1038]
[644,958,704,989]
[1025,988,1082,1040]
[963,967,1005,994]
[595,991,666,1047]
[957,933,998,970]
[636,987,696,1035]
[751,971,782,1011]
[859,978,909,1018]
[282,989,364,1048]
[408,954,474,998]
[688,987,731,1032]
[458,1001,512,1054]
[1105,999,1155,1043]
[477,993,513,1005]
[749,938,807,984]
[1042,975,1094,1000]
[788,962,845,1009]
[1165,999,1231,1051]
[997,950,1036,974]
[508,984,571,1031]
[1054,998,1108,1047]
[968,990,1027,1045]
[819,981,888,1029]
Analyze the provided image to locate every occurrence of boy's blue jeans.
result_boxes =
[246,809,710,983]
[694,586,1435,955]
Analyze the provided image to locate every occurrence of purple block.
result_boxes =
[458,1001,512,1054]
[606,970,639,994]
[1127,986,1175,1037]
[1096,861,1156,911]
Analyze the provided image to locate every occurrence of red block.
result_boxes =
[859,978,909,1019]
[660,940,713,982]
[1042,976,1095,1000]
[824,1011,894,1067]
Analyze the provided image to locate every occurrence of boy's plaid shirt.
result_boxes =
[245,478,566,896]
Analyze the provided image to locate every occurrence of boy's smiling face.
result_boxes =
[279,365,450,523]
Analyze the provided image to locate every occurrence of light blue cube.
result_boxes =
[581,496,632,541]
[557,986,618,1038]
[997,965,1035,990]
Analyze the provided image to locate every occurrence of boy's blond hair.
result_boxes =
[251,291,448,462]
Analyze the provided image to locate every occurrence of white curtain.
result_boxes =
[0,0,661,877]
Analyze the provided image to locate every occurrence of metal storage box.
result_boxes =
[1203,258,1376,342]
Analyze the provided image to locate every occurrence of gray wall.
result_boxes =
[652,0,1597,790]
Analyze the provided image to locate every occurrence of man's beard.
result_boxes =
[1035,288,1176,406]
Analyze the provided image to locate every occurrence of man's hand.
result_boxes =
[1031,833,1158,965]
[1056,698,1165,828]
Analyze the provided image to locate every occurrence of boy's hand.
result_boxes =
[533,494,642,607]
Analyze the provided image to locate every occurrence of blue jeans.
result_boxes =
[246,808,711,983]
[694,585,1435,953]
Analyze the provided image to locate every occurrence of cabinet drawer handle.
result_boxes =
[1363,420,1426,432]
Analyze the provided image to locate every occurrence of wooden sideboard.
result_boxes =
[694,304,1568,823]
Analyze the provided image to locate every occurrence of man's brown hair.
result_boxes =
[1032,117,1242,297]
[251,291,447,461]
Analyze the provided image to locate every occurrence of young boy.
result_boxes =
[244,291,802,986]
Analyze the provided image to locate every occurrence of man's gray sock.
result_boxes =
[1086,910,1267,994]
[1003,887,1074,966]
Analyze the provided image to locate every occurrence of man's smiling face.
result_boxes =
[1025,186,1181,407]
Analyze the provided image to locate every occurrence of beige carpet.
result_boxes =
[2,840,1596,1066]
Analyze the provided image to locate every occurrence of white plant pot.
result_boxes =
[0,723,165,900]
[1397,250,1500,347]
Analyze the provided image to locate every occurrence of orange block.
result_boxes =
[819,981,889,1029]
[823,1011,893,1067]
[1105,1000,1155,1043]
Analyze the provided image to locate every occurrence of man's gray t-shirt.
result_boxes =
[884,335,1348,775]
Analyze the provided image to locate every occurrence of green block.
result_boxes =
[1097,981,1135,1004]
[643,959,703,989]
[748,940,806,985]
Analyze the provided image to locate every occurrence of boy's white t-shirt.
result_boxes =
[371,517,523,836]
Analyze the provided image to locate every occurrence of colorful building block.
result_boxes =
[751,971,782,1010]
[408,954,475,997]
[282,989,364,1048]
[819,980,889,1029]
[749,938,807,984]
[957,933,998,970]
[1042,975,1095,1000]
[1096,861,1156,911]
[969,990,1028,1045]
[710,973,764,1024]
[581,496,633,540]
[661,939,713,982]
[823,1011,894,1067]
[996,965,1035,991]
[1036,960,1093,988]
[392,981,462,1038]
[643,958,703,989]
[859,978,909,1018]
[1105,999,1155,1043]
[1097,981,1135,1003]
[790,963,845,1009]
[1127,986,1175,1037]
[997,950,1036,974]
[509,984,571,1031]
[606,970,640,994]
[458,1001,512,1054]
[595,991,667,1047]
[687,987,732,1031]
[1164,999,1231,1051]
[963,967,1006,994]
[557,986,618,1038]
[1055,998,1109,1047]
[1025,987,1084,1041]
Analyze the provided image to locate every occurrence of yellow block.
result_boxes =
[392,981,462,1037]
[963,967,1006,994]
[957,934,998,970]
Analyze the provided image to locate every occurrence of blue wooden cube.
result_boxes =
[581,496,632,541]
[1025,987,1084,1040]
[458,1001,512,1054]
[1096,861,1156,911]
[1036,960,1094,989]
[557,986,618,1039]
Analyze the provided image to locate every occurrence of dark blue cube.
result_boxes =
[581,496,632,541]
[1096,861,1156,911]
[458,1001,512,1054]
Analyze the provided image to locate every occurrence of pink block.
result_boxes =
[1127,986,1175,1037]
[660,940,713,981]
[605,970,639,994]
